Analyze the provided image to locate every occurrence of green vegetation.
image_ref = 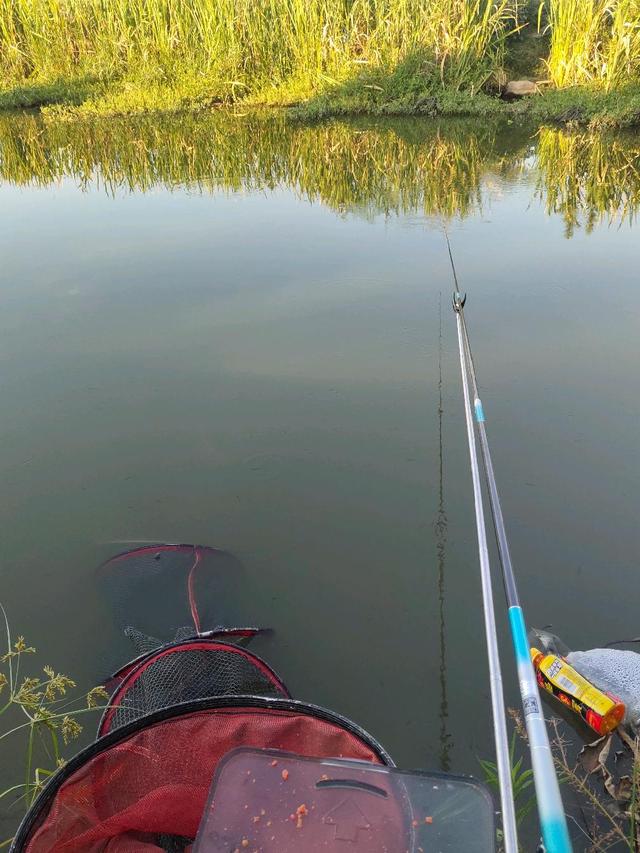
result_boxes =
[480,713,640,851]
[542,0,640,90]
[0,0,638,122]
[290,66,640,127]
[0,0,517,116]
[0,605,107,846]
[479,730,537,829]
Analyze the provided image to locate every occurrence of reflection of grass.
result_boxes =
[537,126,640,234]
[0,112,503,218]
[2,112,639,228]
[0,0,516,115]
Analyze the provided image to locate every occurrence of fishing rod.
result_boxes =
[447,233,572,853]
[452,290,519,853]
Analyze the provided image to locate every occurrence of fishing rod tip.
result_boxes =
[452,291,467,313]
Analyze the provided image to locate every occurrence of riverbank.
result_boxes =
[1,0,640,128]
[291,71,640,130]
[2,72,640,131]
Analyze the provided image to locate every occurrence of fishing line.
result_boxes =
[436,291,452,772]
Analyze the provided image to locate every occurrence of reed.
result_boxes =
[542,0,640,89]
[0,0,517,107]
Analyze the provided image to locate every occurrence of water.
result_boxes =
[0,112,639,840]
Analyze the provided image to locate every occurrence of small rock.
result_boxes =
[502,80,538,99]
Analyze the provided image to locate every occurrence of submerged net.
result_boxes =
[99,544,253,643]
[99,640,289,735]
[97,544,285,736]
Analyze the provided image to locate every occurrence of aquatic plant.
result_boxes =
[541,0,640,89]
[506,708,640,851]
[0,0,518,111]
[0,604,108,847]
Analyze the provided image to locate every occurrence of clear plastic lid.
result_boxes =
[195,748,495,852]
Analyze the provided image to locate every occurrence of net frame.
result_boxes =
[11,696,392,853]
[98,543,245,638]
[98,638,290,736]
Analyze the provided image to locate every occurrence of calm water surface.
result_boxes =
[0,113,639,834]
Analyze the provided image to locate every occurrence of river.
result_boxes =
[0,112,638,845]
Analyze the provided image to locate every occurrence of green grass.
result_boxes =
[1,0,640,123]
[0,0,517,116]
[292,70,640,128]
[541,0,640,89]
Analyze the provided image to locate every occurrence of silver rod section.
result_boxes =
[454,308,519,853]
[459,311,518,604]
[456,303,572,853]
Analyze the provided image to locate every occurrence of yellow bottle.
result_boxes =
[531,647,625,735]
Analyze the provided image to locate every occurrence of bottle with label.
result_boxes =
[530,647,625,735]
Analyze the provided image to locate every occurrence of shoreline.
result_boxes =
[1,76,640,130]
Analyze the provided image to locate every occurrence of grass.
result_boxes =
[501,710,640,851]
[0,0,518,116]
[0,604,108,847]
[541,0,640,90]
[0,0,639,122]
[291,71,640,128]
[479,730,537,830]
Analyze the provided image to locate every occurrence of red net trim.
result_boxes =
[23,705,385,852]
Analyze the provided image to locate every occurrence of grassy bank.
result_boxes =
[0,0,640,125]
[288,56,640,128]
[0,0,516,114]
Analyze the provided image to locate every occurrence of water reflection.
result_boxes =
[0,112,639,228]
[536,127,640,236]
[0,112,496,217]
[435,293,452,773]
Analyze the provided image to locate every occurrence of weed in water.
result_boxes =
[479,730,537,829]
[0,604,108,847]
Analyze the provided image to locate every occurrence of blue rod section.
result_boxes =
[455,298,573,853]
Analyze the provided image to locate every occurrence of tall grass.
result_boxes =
[0,0,517,104]
[542,0,640,89]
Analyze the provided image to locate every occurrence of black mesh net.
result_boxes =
[99,544,247,642]
[99,640,289,735]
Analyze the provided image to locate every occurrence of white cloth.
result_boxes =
[568,648,640,731]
